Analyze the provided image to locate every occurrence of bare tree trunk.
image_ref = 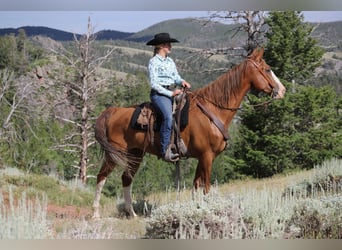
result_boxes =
[207,11,266,54]
[79,84,89,183]
[51,17,115,184]
[78,21,91,184]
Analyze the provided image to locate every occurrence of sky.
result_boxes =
[0,11,341,33]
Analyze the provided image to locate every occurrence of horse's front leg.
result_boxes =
[192,153,214,196]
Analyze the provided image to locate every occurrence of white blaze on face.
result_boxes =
[271,70,286,99]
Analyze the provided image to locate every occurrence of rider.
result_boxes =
[146,33,191,162]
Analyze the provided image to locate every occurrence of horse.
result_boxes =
[92,47,286,218]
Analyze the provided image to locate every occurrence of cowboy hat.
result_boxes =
[146,33,179,46]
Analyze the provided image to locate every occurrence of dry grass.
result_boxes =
[144,168,314,207]
[54,217,146,239]
[144,158,342,239]
[0,158,340,239]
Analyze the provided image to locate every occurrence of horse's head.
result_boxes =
[246,48,286,99]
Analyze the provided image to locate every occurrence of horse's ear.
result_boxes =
[256,47,264,60]
[249,47,264,60]
[249,48,258,58]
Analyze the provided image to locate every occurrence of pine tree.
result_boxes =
[264,11,324,83]
[232,85,341,178]
[227,12,340,178]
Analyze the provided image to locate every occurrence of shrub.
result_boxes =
[286,196,342,239]
[0,187,51,239]
[145,194,246,239]
[146,159,342,239]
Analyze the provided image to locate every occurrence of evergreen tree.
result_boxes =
[0,35,17,71]
[233,85,341,178]
[0,31,44,73]
[264,11,324,83]
[225,11,337,179]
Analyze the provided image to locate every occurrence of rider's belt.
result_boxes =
[162,84,176,90]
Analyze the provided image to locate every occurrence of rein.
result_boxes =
[189,89,242,111]
[187,88,275,112]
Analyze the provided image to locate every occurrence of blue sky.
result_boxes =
[0,11,341,33]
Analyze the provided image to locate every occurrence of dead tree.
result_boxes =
[52,17,115,184]
[182,11,267,76]
[0,69,36,141]
[207,11,267,54]
[0,68,44,170]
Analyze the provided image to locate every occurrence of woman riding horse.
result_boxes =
[147,33,191,162]
[92,47,286,218]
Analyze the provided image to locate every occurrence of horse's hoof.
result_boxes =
[92,214,100,220]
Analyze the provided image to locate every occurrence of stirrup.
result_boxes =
[163,152,179,162]
[163,146,179,162]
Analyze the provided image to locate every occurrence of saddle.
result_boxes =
[130,92,190,158]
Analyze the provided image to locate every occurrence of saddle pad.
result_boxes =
[130,97,190,131]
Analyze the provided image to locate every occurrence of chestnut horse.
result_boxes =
[92,48,286,218]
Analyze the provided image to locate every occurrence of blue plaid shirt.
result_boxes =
[148,54,184,97]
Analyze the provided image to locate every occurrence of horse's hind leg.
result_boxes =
[92,155,115,219]
[121,149,143,218]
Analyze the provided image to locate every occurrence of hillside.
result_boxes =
[310,21,342,50]
[129,18,245,48]
[0,26,81,41]
[1,19,341,50]
[16,17,340,93]
[0,26,133,41]
[0,18,239,49]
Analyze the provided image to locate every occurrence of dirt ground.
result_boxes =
[47,204,92,219]
[46,203,146,239]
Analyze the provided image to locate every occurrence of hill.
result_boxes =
[21,17,338,56]
[0,26,133,41]
[310,21,342,50]
[11,18,339,92]
[1,19,341,50]
[0,18,236,48]
[95,29,134,40]
[0,26,81,41]
[129,18,244,48]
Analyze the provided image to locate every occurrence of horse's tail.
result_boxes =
[95,108,130,167]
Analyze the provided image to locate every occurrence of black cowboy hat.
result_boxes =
[146,33,179,46]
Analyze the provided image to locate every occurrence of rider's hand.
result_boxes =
[172,89,183,96]
[182,80,191,89]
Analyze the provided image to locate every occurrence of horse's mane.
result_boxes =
[194,60,247,107]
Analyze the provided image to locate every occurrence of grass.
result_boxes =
[0,186,51,239]
[0,168,109,208]
[55,217,146,239]
[144,158,342,239]
[0,158,341,239]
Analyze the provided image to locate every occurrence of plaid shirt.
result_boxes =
[148,54,183,97]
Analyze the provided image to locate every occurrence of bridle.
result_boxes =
[246,58,279,99]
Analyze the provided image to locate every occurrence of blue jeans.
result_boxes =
[150,92,173,155]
